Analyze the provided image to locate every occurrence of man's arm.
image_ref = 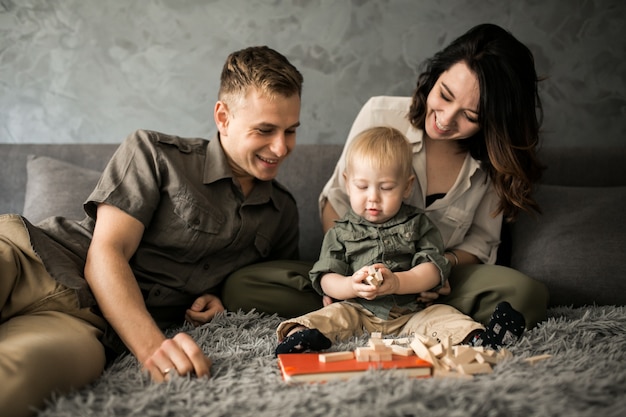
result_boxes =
[85,203,211,381]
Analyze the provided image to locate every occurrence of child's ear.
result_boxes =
[403,174,415,199]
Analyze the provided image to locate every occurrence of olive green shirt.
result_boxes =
[28,129,299,330]
[309,204,450,319]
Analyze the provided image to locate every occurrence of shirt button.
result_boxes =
[203,264,210,270]
[154,289,161,297]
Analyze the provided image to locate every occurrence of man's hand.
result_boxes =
[185,294,225,327]
[416,279,452,305]
[142,333,212,382]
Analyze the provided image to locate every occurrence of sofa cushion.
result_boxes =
[24,155,101,223]
[510,184,626,307]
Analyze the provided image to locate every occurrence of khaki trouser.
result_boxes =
[0,214,107,417]
[223,260,548,328]
[276,302,483,346]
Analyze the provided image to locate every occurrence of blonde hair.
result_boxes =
[218,46,303,107]
[345,126,413,179]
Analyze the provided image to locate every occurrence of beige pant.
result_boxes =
[0,214,107,417]
[277,301,484,346]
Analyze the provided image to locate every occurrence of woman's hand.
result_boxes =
[185,294,225,327]
[416,279,451,305]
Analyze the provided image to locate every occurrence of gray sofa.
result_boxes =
[1,141,626,417]
[1,142,625,307]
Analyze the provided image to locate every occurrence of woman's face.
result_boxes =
[425,62,481,141]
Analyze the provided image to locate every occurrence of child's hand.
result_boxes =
[374,266,400,296]
[351,267,379,300]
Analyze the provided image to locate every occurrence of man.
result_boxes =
[0,45,303,417]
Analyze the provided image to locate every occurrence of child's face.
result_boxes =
[344,159,414,224]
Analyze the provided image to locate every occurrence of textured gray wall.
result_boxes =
[1,0,624,146]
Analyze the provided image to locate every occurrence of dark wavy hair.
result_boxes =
[408,23,544,221]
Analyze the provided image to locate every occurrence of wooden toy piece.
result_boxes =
[365,266,384,287]
[429,343,445,358]
[410,337,441,369]
[319,351,355,363]
[457,362,493,375]
[442,336,453,358]
[394,337,411,345]
[440,355,458,371]
[354,346,392,362]
[412,333,438,348]
[433,368,473,380]
[369,338,388,352]
[453,347,479,366]
[475,351,499,365]
[370,331,383,340]
[355,347,371,362]
[524,354,552,365]
[391,345,415,356]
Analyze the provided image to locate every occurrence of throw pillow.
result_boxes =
[24,155,102,223]
[510,184,626,307]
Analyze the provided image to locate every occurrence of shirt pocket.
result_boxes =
[441,205,472,248]
[340,229,379,261]
[253,230,272,258]
[161,193,225,259]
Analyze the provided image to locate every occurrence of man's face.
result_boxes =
[215,88,301,188]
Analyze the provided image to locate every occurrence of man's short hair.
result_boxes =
[218,46,303,106]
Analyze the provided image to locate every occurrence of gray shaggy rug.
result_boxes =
[37,305,626,417]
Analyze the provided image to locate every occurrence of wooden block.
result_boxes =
[524,354,552,365]
[429,343,445,358]
[433,368,473,380]
[457,362,493,375]
[453,345,472,356]
[441,355,458,370]
[410,338,440,369]
[475,351,498,365]
[413,333,437,348]
[442,336,453,358]
[369,338,389,352]
[365,266,383,287]
[355,347,371,362]
[454,348,478,365]
[319,351,354,363]
[391,345,415,356]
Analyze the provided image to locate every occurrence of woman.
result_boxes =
[223,23,549,328]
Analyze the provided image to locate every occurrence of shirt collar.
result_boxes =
[203,133,276,206]
[409,128,484,181]
[343,204,418,228]
[204,133,232,184]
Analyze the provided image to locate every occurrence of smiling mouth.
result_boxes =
[258,155,279,164]
[435,115,451,132]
